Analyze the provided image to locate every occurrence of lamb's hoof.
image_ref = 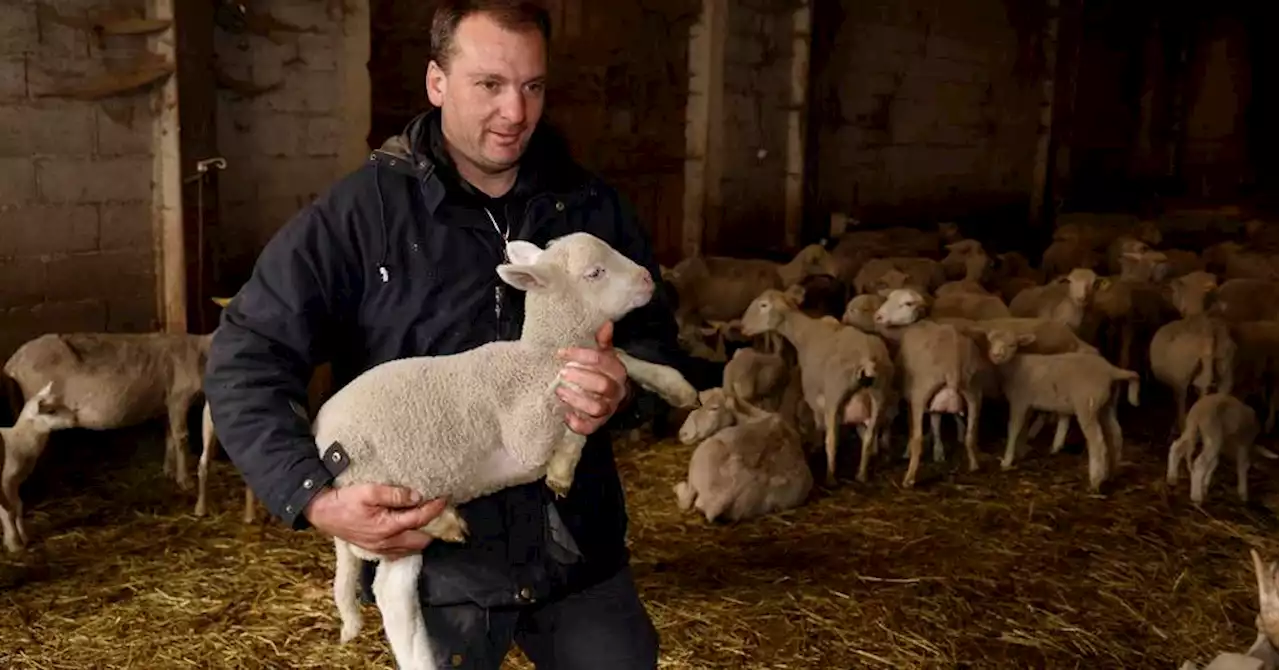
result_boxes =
[1000,459,1015,471]
[424,508,469,543]
[545,477,572,499]
[823,473,838,488]
[901,475,916,489]
[193,502,207,517]
[666,382,699,410]
[339,617,363,644]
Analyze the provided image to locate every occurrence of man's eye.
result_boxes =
[479,80,500,91]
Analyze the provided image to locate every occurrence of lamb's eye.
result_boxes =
[585,266,605,280]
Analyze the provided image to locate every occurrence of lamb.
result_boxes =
[974,332,1139,491]
[1165,393,1260,504]
[1008,268,1101,333]
[664,244,839,323]
[874,288,990,487]
[1179,550,1280,670]
[739,287,895,485]
[0,382,77,552]
[1150,273,1238,430]
[673,394,814,523]
[2,331,214,491]
[316,233,699,670]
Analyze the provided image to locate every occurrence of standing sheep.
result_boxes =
[1008,268,1102,334]
[0,382,78,552]
[739,288,895,485]
[1166,393,1261,504]
[316,233,699,670]
[664,245,839,324]
[1150,274,1238,430]
[673,395,814,523]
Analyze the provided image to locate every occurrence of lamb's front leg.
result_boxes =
[615,351,699,409]
[545,429,589,499]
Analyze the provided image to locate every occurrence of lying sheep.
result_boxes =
[1150,273,1238,430]
[673,394,813,523]
[319,233,699,669]
[976,332,1139,490]
[1166,393,1260,504]
[740,288,895,485]
[874,288,989,487]
[2,331,215,491]
[664,245,838,323]
[1008,268,1101,333]
[0,383,77,552]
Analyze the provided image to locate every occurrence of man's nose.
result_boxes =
[501,91,527,125]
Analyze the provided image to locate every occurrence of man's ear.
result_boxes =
[426,60,446,107]
[496,263,552,292]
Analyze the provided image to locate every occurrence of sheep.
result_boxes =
[664,245,839,324]
[739,287,895,485]
[842,294,886,333]
[1041,239,1103,278]
[990,251,1043,303]
[939,239,989,282]
[721,346,790,412]
[1214,279,1279,323]
[1229,321,1279,434]
[1178,549,1279,670]
[316,233,700,670]
[1166,393,1260,504]
[1088,249,1179,369]
[873,288,990,487]
[1160,248,1205,278]
[673,394,814,523]
[1150,273,1238,430]
[0,382,77,552]
[1008,268,1101,333]
[2,331,214,491]
[1225,251,1279,282]
[854,257,946,296]
[974,333,1139,490]
[930,291,1011,321]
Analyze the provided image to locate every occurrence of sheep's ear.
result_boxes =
[496,263,552,292]
[505,240,543,266]
[783,283,806,304]
[1016,332,1037,346]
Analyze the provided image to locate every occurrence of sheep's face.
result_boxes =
[19,382,77,432]
[1065,268,1099,305]
[678,388,733,444]
[793,244,840,278]
[739,290,793,336]
[874,288,927,326]
[496,233,655,322]
[1169,271,1217,317]
[984,329,1034,365]
[841,294,884,332]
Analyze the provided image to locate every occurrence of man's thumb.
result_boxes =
[596,320,614,349]
[366,483,423,508]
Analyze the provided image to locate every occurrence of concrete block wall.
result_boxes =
[810,0,1045,229]
[212,0,369,292]
[0,0,159,361]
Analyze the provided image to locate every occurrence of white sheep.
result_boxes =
[1150,273,1238,430]
[1008,268,1102,333]
[2,331,214,491]
[721,346,790,412]
[0,382,77,552]
[1165,393,1262,504]
[664,245,839,324]
[314,233,699,670]
[673,394,813,523]
[739,288,895,485]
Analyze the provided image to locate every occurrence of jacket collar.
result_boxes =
[369,107,591,215]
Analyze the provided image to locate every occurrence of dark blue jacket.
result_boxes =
[203,108,686,607]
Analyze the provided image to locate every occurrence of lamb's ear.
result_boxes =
[505,240,543,266]
[496,263,552,292]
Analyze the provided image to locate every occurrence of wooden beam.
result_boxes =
[339,0,371,170]
[174,0,219,333]
[1029,0,1061,227]
[682,0,727,258]
[784,0,812,250]
[149,0,186,334]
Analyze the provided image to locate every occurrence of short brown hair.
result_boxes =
[430,1,552,71]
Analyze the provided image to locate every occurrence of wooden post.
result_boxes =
[149,0,186,334]
[682,0,727,259]
[339,0,372,172]
[174,0,219,333]
[783,0,812,250]
[1028,0,1060,227]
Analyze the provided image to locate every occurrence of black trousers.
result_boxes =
[422,566,659,670]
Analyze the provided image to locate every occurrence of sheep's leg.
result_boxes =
[1103,398,1124,474]
[673,482,697,511]
[1173,385,1188,434]
[961,391,982,473]
[1166,434,1192,486]
[615,351,699,409]
[823,403,841,486]
[1001,404,1030,470]
[1049,416,1071,454]
[195,402,217,517]
[1026,412,1047,440]
[855,400,882,483]
[1079,410,1109,493]
[1235,439,1251,503]
[544,430,589,499]
[902,397,928,489]
[372,554,437,670]
[421,505,468,543]
[333,539,364,642]
[166,396,192,491]
[1189,440,1220,505]
[243,486,257,525]
[928,413,945,463]
[0,488,18,554]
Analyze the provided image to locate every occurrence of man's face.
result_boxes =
[426,13,547,174]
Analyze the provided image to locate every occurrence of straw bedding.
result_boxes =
[0,417,1275,669]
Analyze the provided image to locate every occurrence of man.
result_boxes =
[203,2,685,668]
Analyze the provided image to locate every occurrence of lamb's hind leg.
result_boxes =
[333,538,364,643]
[421,505,468,543]
[372,554,437,670]
[545,430,589,499]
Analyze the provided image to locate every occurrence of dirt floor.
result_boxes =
[0,413,1276,670]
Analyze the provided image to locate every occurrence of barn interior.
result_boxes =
[0,0,1276,668]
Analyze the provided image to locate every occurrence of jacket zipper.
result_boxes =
[484,207,509,325]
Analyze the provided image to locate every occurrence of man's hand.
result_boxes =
[303,483,448,559]
[556,321,631,436]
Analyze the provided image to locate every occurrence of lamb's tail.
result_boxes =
[1111,367,1141,407]
[674,482,697,511]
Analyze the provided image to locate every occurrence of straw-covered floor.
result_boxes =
[0,415,1275,669]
